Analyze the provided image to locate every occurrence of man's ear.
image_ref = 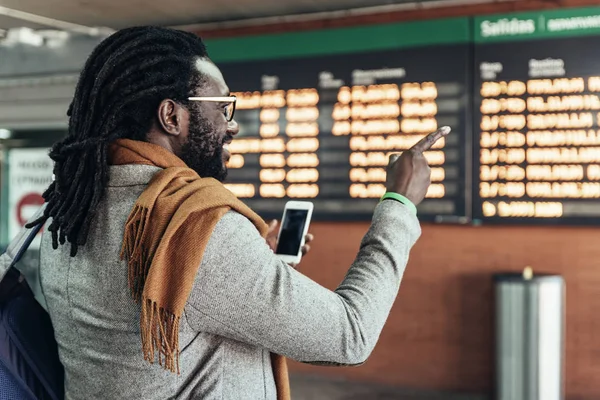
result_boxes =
[157,99,187,136]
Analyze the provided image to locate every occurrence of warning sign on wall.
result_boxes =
[8,148,52,249]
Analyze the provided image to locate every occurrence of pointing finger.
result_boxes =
[411,126,451,154]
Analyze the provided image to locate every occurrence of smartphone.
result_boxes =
[275,201,314,264]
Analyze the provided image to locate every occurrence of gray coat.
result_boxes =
[38,164,421,399]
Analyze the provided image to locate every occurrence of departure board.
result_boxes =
[218,44,470,221]
[474,10,600,224]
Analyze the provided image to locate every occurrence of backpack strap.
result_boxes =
[0,205,46,281]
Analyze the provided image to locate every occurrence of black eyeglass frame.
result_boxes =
[187,96,237,121]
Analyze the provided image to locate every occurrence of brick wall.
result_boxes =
[199,0,600,397]
[289,222,600,397]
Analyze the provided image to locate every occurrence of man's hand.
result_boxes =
[266,220,314,269]
[266,220,280,251]
[386,126,451,205]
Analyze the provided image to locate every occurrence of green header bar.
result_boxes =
[475,6,600,43]
[206,17,470,63]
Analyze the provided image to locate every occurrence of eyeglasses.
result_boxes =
[187,96,237,122]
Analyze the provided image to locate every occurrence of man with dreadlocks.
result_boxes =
[35,26,448,400]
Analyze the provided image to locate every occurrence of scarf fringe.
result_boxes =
[121,205,152,302]
[121,205,180,373]
[141,298,181,374]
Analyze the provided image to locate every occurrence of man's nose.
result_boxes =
[227,119,240,136]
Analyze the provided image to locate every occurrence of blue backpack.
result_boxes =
[0,210,64,400]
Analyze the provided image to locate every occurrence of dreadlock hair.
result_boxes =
[27,26,209,257]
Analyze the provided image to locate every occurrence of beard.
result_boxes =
[178,109,228,182]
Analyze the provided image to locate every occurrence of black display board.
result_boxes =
[473,33,600,224]
[218,44,470,221]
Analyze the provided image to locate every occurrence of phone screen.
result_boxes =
[276,209,309,256]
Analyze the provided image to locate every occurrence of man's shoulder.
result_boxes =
[202,210,267,267]
[213,210,259,235]
[107,165,163,187]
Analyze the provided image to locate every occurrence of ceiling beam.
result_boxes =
[176,0,511,32]
[0,6,113,36]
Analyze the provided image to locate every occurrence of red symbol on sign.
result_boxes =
[16,192,45,227]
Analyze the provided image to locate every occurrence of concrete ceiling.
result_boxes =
[0,0,462,31]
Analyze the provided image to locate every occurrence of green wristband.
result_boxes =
[380,192,418,215]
